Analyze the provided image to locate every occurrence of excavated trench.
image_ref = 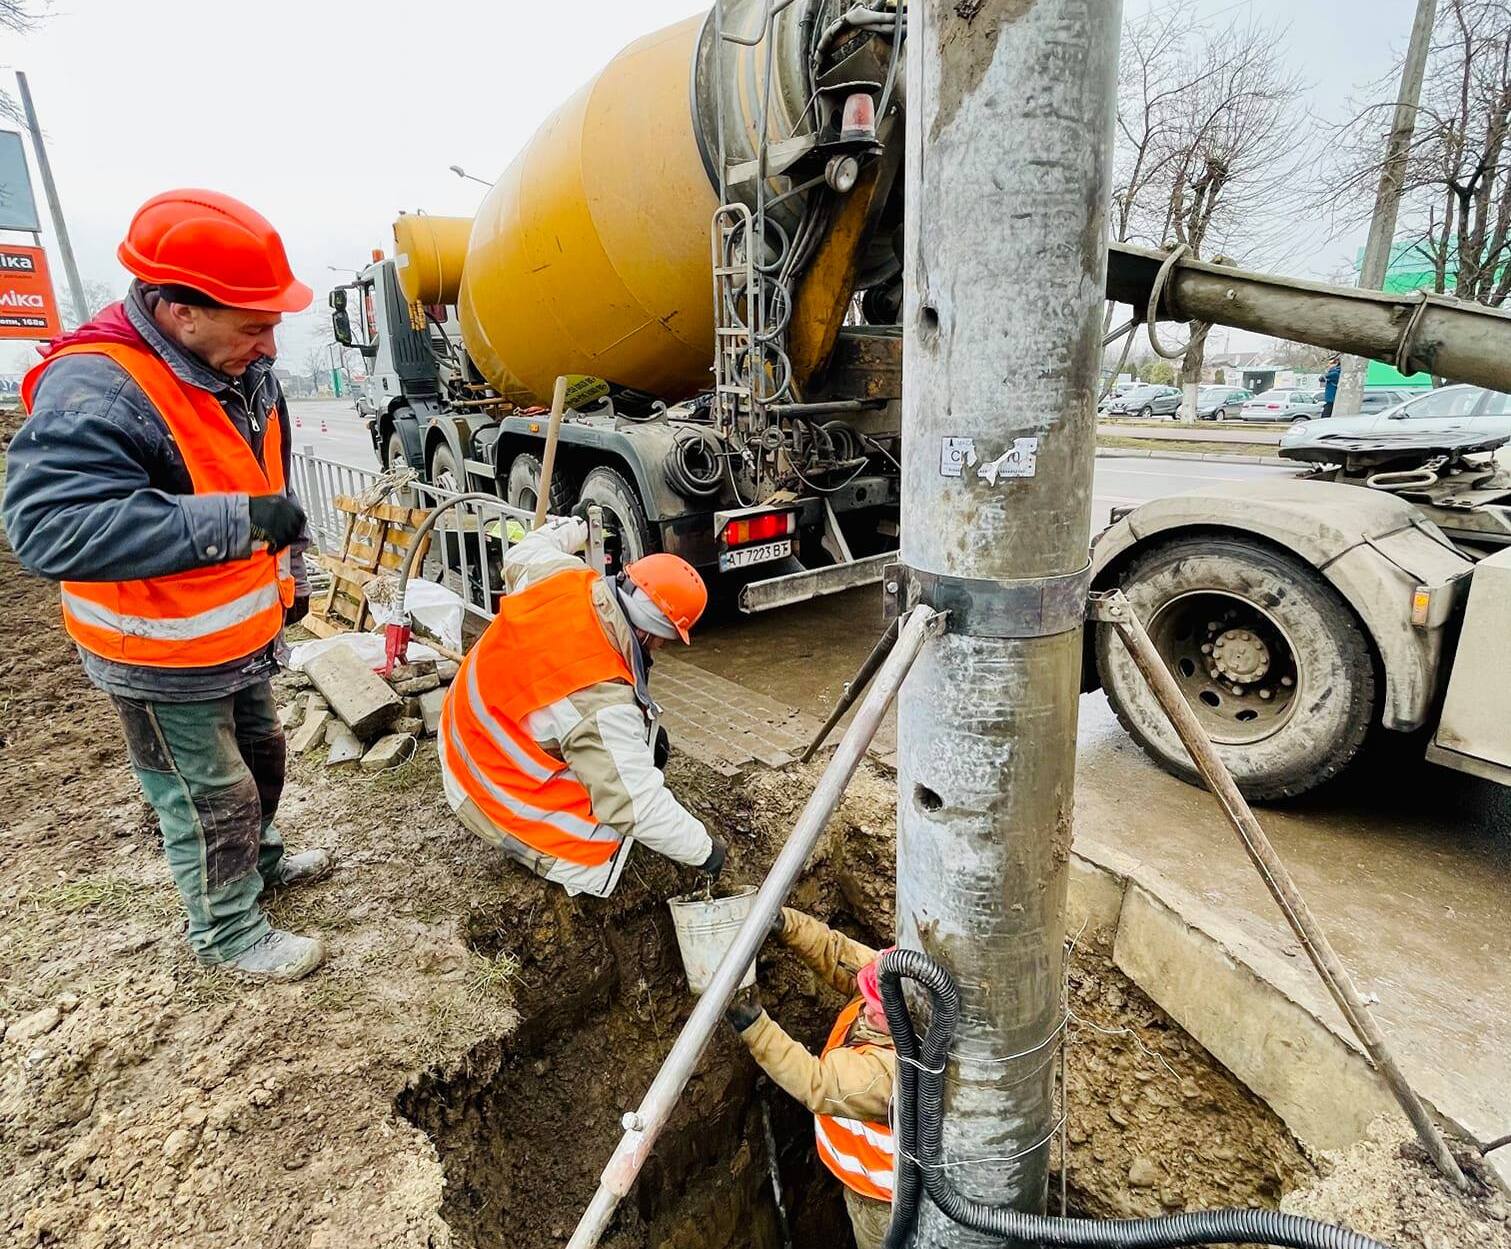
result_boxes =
[397,757,1316,1248]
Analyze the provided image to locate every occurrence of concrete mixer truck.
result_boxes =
[332,1,1511,800]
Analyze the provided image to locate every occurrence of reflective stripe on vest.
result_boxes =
[439,566,636,867]
[814,997,895,1203]
[22,341,294,668]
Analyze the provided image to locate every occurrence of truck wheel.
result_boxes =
[505,452,574,518]
[1096,536,1376,801]
[577,466,654,568]
[386,430,409,473]
[429,443,462,494]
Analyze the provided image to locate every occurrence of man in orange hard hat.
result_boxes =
[438,517,728,897]
[4,190,330,981]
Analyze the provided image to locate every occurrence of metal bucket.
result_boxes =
[667,886,758,995]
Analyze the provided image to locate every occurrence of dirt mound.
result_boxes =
[1284,1121,1511,1247]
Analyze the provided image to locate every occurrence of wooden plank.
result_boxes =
[333,496,432,527]
[317,555,383,586]
[301,615,345,639]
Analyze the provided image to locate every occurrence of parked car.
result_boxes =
[1357,387,1414,415]
[1195,386,1253,421]
[1237,389,1325,422]
[1105,384,1182,418]
[1281,383,1511,452]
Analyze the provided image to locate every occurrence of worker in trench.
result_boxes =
[2,190,330,981]
[436,515,729,896]
[724,908,895,1249]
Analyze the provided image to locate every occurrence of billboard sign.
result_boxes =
[0,131,41,233]
[0,244,62,339]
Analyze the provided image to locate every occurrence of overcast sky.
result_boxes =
[0,0,1423,370]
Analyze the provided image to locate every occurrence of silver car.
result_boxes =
[1237,389,1325,422]
[1106,384,1183,418]
[1281,384,1511,451]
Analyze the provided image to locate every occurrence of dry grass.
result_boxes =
[31,874,178,928]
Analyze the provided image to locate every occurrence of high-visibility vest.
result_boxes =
[439,566,635,867]
[22,341,295,668]
[814,997,896,1203]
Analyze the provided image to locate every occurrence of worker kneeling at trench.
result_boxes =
[724,907,895,1249]
[437,517,728,896]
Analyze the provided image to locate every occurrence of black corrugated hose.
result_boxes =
[877,949,1394,1249]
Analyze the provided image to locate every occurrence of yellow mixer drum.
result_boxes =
[458,15,720,404]
[392,214,471,306]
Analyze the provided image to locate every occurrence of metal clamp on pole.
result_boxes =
[882,560,1093,638]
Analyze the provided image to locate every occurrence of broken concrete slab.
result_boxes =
[278,702,305,731]
[361,734,415,773]
[435,659,459,683]
[289,709,333,755]
[386,660,436,685]
[325,722,364,766]
[305,646,402,738]
[392,672,441,697]
[418,686,447,736]
[302,691,329,717]
[392,716,424,738]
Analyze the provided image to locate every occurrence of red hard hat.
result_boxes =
[118,189,312,313]
[625,553,708,644]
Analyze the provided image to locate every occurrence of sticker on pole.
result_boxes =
[940,435,1038,483]
[977,438,1038,485]
[940,437,975,477]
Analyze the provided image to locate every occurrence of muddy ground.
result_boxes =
[2,495,1507,1247]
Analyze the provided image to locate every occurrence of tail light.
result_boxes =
[722,510,797,546]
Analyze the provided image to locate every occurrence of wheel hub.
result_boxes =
[1210,628,1270,684]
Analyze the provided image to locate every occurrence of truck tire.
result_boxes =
[429,442,462,494]
[386,429,409,473]
[505,452,574,518]
[1096,536,1376,801]
[578,466,654,567]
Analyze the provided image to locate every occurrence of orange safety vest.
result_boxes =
[814,997,896,1203]
[21,341,295,668]
[440,566,635,867]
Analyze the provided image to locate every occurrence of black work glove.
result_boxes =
[248,494,306,552]
[698,835,728,881]
[769,907,789,941]
[286,594,310,627]
[653,725,670,770]
[725,985,764,1033]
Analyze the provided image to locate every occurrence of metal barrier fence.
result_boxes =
[292,449,542,624]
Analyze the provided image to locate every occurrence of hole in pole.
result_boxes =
[919,301,941,344]
[914,783,943,812]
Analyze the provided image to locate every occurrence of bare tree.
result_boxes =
[1331,0,1511,308]
[1113,4,1308,387]
[0,3,48,124]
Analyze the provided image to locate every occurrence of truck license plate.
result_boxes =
[718,539,792,572]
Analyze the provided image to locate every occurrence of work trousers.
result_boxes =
[111,681,286,962]
[844,1188,890,1249]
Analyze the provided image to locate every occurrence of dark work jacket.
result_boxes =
[2,281,309,702]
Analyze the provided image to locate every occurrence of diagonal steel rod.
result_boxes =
[566,604,945,1249]
[1092,589,1469,1190]
[801,615,900,763]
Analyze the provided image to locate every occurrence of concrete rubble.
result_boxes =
[274,640,461,773]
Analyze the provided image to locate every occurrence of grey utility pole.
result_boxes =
[16,71,90,329]
[1334,0,1436,416]
[894,0,1121,1240]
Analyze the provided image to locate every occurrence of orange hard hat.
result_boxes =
[625,553,708,644]
[118,189,313,313]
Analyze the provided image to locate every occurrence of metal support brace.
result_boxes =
[882,561,1093,638]
[1086,588,1470,1190]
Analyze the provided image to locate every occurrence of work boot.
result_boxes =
[222,930,325,982]
[267,847,333,890]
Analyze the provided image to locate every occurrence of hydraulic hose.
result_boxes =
[876,949,1394,1249]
